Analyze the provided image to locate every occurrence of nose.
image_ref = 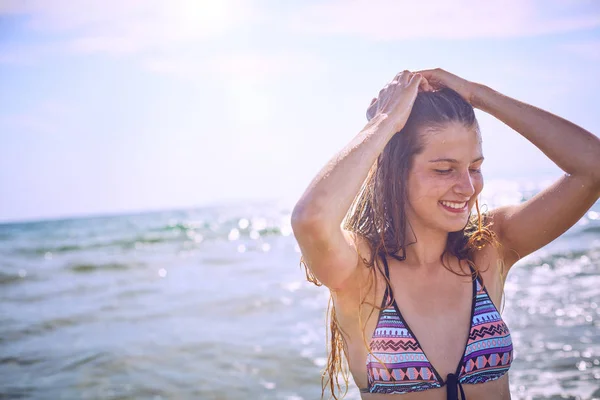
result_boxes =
[454,169,475,198]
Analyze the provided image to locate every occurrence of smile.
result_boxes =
[439,200,468,213]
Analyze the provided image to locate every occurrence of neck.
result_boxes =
[402,222,448,269]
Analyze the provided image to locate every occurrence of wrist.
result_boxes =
[470,83,494,110]
[374,113,405,139]
[365,112,392,132]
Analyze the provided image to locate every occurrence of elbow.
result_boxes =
[593,178,600,198]
[570,170,600,198]
[592,161,600,193]
[291,213,324,242]
[588,140,600,191]
[291,206,335,248]
[291,203,324,230]
[581,171,600,196]
[292,200,342,239]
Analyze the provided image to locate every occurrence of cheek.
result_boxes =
[409,173,449,203]
[473,174,484,196]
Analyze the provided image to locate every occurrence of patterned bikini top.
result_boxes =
[362,255,513,399]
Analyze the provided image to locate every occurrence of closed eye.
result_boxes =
[435,168,482,174]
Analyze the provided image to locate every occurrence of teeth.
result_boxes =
[440,201,466,209]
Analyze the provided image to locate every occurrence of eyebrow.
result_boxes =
[429,156,485,164]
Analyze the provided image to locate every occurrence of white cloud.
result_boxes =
[143,51,329,83]
[1,0,262,55]
[203,52,329,80]
[288,0,600,40]
[0,0,331,134]
[144,50,329,134]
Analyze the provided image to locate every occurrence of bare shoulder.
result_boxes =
[470,225,511,308]
[485,205,510,231]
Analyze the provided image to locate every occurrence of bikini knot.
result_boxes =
[445,373,466,400]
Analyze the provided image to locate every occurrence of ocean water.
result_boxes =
[1,181,599,400]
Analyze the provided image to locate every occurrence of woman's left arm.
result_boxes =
[420,68,600,267]
[476,84,600,266]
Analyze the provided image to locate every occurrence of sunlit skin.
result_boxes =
[340,124,511,400]
[408,125,483,232]
[292,68,600,400]
[403,122,484,265]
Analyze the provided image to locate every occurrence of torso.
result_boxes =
[333,242,512,399]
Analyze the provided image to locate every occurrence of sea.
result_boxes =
[1,179,599,400]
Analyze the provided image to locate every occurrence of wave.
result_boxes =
[580,225,600,234]
[14,222,287,256]
[0,271,23,285]
[68,262,135,273]
[1,316,90,342]
[0,356,42,367]
[55,351,107,372]
[16,235,188,255]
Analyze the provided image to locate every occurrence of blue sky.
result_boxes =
[1,0,599,223]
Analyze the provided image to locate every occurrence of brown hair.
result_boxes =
[301,88,502,399]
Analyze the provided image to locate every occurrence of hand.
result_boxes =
[415,68,480,106]
[366,71,433,133]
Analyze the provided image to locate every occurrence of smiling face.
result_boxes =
[405,121,484,234]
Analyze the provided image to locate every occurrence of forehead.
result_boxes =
[417,122,482,161]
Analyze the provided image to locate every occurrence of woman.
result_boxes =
[290,69,600,400]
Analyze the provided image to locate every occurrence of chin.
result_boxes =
[442,217,471,233]
[448,225,467,234]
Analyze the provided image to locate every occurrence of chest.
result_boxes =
[388,270,475,378]
[341,251,508,389]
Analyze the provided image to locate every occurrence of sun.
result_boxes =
[166,0,237,36]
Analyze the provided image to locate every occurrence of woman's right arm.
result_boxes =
[291,71,427,291]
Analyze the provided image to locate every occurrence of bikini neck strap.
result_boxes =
[379,252,391,279]
[379,247,405,278]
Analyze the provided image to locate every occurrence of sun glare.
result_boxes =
[166,0,235,36]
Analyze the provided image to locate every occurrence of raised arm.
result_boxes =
[291,71,428,290]
[419,68,600,267]
[476,84,600,265]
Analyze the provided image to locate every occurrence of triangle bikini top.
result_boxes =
[361,254,513,399]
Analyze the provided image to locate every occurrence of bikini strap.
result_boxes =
[379,247,405,280]
[378,252,393,307]
[379,252,391,279]
[467,262,482,284]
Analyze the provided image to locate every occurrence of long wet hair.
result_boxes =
[301,88,503,399]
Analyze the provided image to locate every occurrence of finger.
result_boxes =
[418,76,434,92]
[415,68,444,79]
[415,68,434,77]
[393,70,412,84]
[366,102,377,121]
[417,74,443,91]
[379,84,390,97]
[370,97,377,106]
[399,70,413,85]
[393,70,408,80]
[408,73,423,88]
[415,69,442,86]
